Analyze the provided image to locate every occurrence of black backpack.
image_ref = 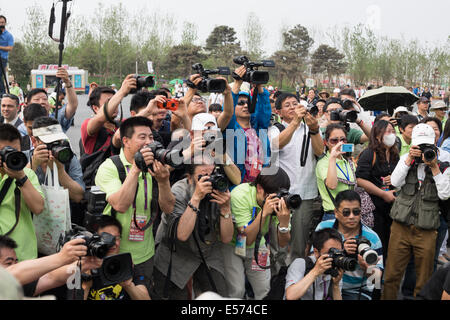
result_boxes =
[263,256,316,300]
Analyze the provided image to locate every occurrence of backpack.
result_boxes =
[263,256,316,300]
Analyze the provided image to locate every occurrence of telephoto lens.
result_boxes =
[0,147,28,171]
[355,237,379,265]
[275,189,302,210]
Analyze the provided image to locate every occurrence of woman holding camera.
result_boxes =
[315,123,357,221]
[355,120,399,263]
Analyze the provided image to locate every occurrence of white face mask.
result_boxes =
[383,133,396,147]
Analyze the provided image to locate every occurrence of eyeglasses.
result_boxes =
[237,100,248,106]
[337,208,361,217]
[328,137,347,144]
[192,97,205,103]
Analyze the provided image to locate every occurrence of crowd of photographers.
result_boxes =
[0,50,450,300]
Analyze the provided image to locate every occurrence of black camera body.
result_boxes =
[91,252,133,287]
[198,166,229,193]
[275,188,302,210]
[130,75,155,94]
[232,56,275,85]
[46,140,74,164]
[306,103,319,117]
[348,236,379,265]
[341,99,355,110]
[190,63,231,93]
[59,225,115,259]
[417,144,438,163]
[83,188,108,232]
[330,108,358,123]
[325,247,357,277]
[135,141,181,171]
[0,146,28,171]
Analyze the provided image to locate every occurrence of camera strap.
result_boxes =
[193,230,218,293]
[102,98,122,128]
[0,178,22,236]
[300,120,311,167]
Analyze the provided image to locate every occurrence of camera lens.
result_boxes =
[54,147,74,164]
[207,79,226,93]
[335,256,357,271]
[5,151,28,171]
[285,194,302,210]
[423,149,436,161]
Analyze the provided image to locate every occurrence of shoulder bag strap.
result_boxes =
[192,228,218,293]
[0,178,22,236]
[163,216,180,300]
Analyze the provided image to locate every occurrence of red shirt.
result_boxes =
[81,118,114,155]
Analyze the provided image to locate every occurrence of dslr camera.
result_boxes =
[0,146,28,171]
[188,63,231,93]
[347,236,379,265]
[135,141,182,171]
[330,109,358,123]
[46,140,74,164]
[198,166,229,193]
[130,75,155,94]
[58,225,116,259]
[306,103,319,117]
[232,55,275,85]
[325,247,357,277]
[89,253,133,287]
[274,188,302,210]
[83,187,108,232]
[417,144,438,163]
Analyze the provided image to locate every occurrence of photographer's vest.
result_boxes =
[390,164,440,230]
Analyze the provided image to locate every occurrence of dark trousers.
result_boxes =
[0,58,7,95]
[373,205,393,267]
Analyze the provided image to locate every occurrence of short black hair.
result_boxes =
[275,92,298,110]
[94,215,123,235]
[155,88,170,97]
[421,117,443,137]
[374,112,391,123]
[26,88,47,104]
[324,123,347,140]
[311,228,343,252]
[252,166,291,194]
[23,103,48,122]
[32,116,59,130]
[316,99,327,105]
[335,190,361,209]
[130,90,155,114]
[0,123,21,143]
[1,94,19,107]
[119,116,153,142]
[339,88,356,99]
[209,103,222,112]
[88,86,116,108]
[399,114,418,130]
[0,235,17,251]
[323,97,343,113]
[0,15,6,23]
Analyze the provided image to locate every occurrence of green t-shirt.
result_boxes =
[95,149,154,265]
[315,152,356,212]
[9,86,21,98]
[230,183,271,249]
[397,134,411,157]
[0,168,44,261]
[347,128,363,145]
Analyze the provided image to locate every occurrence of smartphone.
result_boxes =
[341,143,354,153]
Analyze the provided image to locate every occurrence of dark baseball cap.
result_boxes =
[418,96,429,103]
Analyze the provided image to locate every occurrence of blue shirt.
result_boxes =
[0,30,14,60]
[315,219,384,293]
[49,104,74,133]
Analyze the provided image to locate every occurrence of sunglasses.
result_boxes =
[328,137,347,144]
[237,100,248,106]
[338,208,361,217]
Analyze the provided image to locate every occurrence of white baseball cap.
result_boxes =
[429,100,448,111]
[32,124,69,144]
[393,106,413,117]
[411,123,435,146]
[191,113,218,131]
[333,88,341,94]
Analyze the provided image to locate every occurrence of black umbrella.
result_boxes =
[358,86,419,115]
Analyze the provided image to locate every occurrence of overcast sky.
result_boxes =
[1,0,449,56]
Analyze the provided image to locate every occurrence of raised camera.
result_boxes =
[93,253,133,287]
[233,55,275,85]
[46,140,74,164]
[353,236,378,265]
[418,144,437,163]
[330,109,358,123]
[0,146,28,171]
[275,188,302,210]
[157,98,179,111]
[190,63,231,93]
[325,247,357,277]
[198,166,228,193]
[130,75,155,94]
[134,141,182,171]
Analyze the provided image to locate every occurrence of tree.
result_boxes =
[8,42,33,88]
[311,44,347,82]
[181,22,198,46]
[162,44,206,79]
[282,24,314,57]
[205,25,241,66]
[242,12,264,59]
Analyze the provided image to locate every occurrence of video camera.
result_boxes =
[0,147,28,171]
[46,140,74,164]
[198,166,229,193]
[134,141,182,170]
[232,55,275,85]
[274,188,302,210]
[58,224,115,259]
[189,63,231,93]
[130,75,155,94]
[325,247,357,277]
[346,236,379,265]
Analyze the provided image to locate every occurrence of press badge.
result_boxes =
[235,233,247,257]
[251,247,269,271]
[249,159,263,180]
[128,215,147,241]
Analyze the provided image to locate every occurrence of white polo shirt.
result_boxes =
[268,120,318,200]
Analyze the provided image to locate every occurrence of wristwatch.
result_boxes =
[278,225,290,234]
[15,175,28,188]
[65,82,73,88]
[220,212,231,219]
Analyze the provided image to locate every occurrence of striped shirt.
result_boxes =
[315,219,384,293]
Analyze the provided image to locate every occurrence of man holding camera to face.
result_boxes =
[95,116,175,294]
[0,124,44,262]
[285,228,344,300]
[382,123,450,299]
[315,190,384,300]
